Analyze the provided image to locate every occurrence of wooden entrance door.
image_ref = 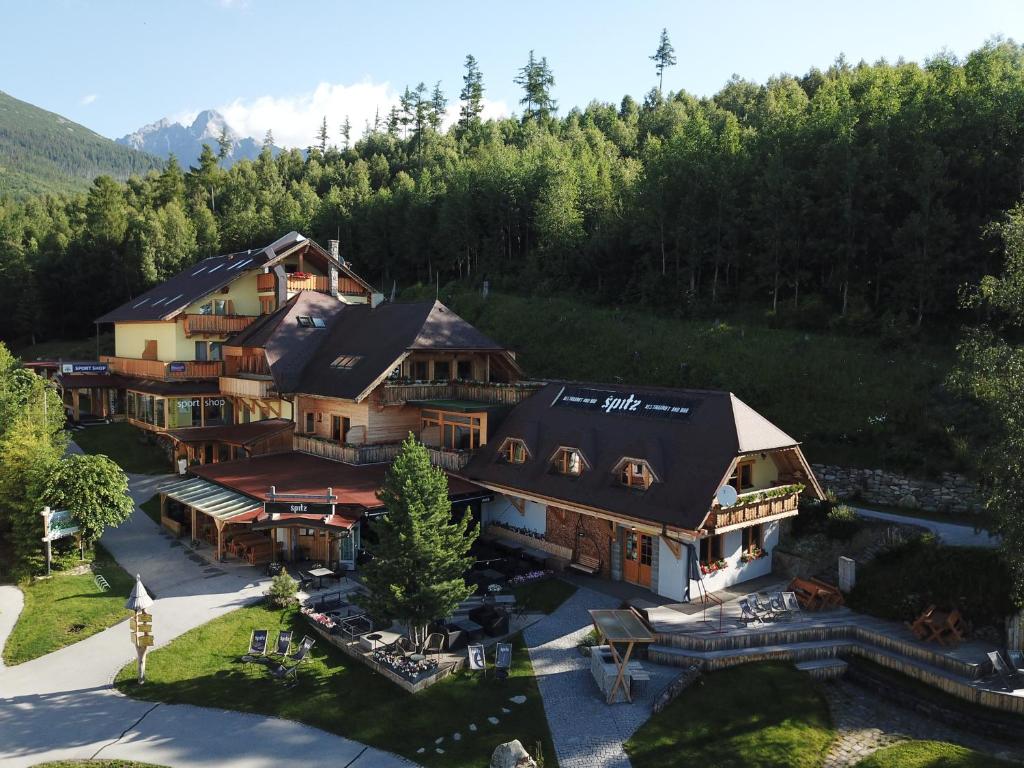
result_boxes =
[622,531,653,587]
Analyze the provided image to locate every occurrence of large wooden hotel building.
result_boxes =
[57,232,822,601]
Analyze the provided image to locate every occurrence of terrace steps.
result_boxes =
[795,658,849,681]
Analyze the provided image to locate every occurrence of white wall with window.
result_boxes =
[689,519,780,597]
[656,536,689,602]
[481,495,546,535]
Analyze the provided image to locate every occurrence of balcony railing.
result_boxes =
[256,273,275,292]
[101,355,223,380]
[219,375,276,399]
[379,380,544,407]
[183,314,257,337]
[294,434,471,471]
[707,484,804,531]
[256,272,332,294]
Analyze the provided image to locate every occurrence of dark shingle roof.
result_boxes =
[462,382,802,532]
[95,232,308,323]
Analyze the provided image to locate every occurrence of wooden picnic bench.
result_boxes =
[787,577,843,611]
[808,577,844,608]
[569,553,601,575]
[908,605,967,646]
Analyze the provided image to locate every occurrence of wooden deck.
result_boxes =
[642,583,1024,716]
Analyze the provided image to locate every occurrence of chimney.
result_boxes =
[328,239,341,263]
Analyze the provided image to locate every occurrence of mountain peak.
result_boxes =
[116,109,273,167]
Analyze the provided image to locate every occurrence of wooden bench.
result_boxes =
[788,577,831,611]
[808,577,845,608]
[569,554,601,575]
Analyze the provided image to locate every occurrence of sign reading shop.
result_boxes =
[61,362,109,374]
[265,500,334,517]
[552,386,694,420]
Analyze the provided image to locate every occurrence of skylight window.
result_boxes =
[311,317,326,328]
[330,354,363,369]
[297,316,313,327]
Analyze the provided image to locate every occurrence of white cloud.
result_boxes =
[207,81,512,149]
[80,93,98,106]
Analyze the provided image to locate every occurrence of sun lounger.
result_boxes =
[267,637,315,687]
[242,629,269,663]
[494,642,513,681]
[769,592,791,621]
[747,594,774,621]
[782,591,802,620]
[988,650,1023,690]
[737,598,763,626]
[1008,649,1024,673]
[270,630,292,658]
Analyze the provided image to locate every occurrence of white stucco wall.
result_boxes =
[688,520,781,598]
[481,496,547,535]
[655,537,688,602]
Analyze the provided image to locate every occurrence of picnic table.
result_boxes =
[909,605,966,646]
[308,567,334,590]
[588,608,656,704]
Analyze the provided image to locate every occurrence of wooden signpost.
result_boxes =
[125,575,155,683]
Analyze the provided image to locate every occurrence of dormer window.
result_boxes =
[552,447,585,476]
[500,438,529,464]
[331,354,362,369]
[618,459,655,490]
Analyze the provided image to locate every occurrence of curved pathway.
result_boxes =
[850,505,998,548]
[0,466,415,768]
[0,584,24,668]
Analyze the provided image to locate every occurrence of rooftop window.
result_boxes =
[331,354,363,369]
[617,458,655,490]
[297,315,326,328]
[552,447,585,476]
[312,317,326,328]
[499,438,529,465]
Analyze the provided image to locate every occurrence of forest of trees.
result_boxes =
[3,38,1024,346]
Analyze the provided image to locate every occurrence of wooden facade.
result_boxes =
[102,355,223,380]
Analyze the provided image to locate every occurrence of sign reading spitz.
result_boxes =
[552,387,693,420]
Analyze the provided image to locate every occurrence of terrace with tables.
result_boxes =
[635,578,1024,718]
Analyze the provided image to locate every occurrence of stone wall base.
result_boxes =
[812,464,982,515]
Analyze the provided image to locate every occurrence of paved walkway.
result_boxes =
[0,585,24,669]
[0,465,415,768]
[523,586,678,768]
[850,505,998,548]
[822,679,1024,767]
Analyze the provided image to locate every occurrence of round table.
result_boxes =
[366,633,382,651]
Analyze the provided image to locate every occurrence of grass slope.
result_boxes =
[0,91,161,199]
[32,762,168,768]
[855,740,1020,767]
[114,603,556,768]
[16,334,115,362]
[72,422,169,474]
[625,663,834,768]
[3,543,134,665]
[428,288,958,475]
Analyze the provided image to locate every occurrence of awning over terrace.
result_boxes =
[161,476,262,523]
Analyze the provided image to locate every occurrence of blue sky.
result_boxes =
[3,0,1022,148]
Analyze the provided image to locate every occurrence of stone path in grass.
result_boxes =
[0,463,417,768]
[821,679,1024,767]
[523,585,678,768]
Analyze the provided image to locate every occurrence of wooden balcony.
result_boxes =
[256,272,332,295]
[219,375,276,399]
[707,485,803,532]
[379,380,544,407]
[256,273,275,292]
[293,434,471,472]
[182,314,257,337]
[101,355,223,380]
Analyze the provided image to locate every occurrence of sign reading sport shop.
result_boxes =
[552,386,695,420]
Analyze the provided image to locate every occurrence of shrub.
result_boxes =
[266,571,298,608]
[826,504,862,540]
[847,535,1013,631]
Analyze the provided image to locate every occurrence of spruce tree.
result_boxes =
[216,126,232,163]
[339,115,351,149]
[458,54,485,135]
[514,50,556,122]
[356,434,477,645]
[316,116,329,154]
[651,28,677,93]
[429,81,447,132]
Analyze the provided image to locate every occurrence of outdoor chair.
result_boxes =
[241,629,270,664]
[330,564,348,585]
[385,635,418,658]
[288,635,316,664]
[908,605,938,641]
[782,591,803,620]
[987,650,1023,690]
[1008,649,1024,673]
[747,594,774,621]
[737,598,763,626]
[296,570,314,591]
[494,642,513,682]
[422,632,446,657]
[267,637,315,688]
[769,592,791,621]
[270,630,293,658]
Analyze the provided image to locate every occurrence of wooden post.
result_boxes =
[191,506,197,545]
[216,518,225,561]
[159,494,167,527]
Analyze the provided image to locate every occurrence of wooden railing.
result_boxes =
[427,447,471,472]
[708,486,802,531]
[288,274,330,293]
[256,273,275,292]
[218,375,276,399]
[101,355,223,380]
[183,314,257,337]
[294,434,471,472]
[379,380,544,407]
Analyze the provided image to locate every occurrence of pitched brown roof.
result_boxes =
[462,382,803,532]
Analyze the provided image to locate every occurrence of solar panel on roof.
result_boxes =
[167,293,184,305]
[191,267,206,276]
[229,257,253,271]
[133,298,150,308]
[152,297,167,306]
[207,263,225,273]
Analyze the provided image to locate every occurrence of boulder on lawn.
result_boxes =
[490,739,537,768]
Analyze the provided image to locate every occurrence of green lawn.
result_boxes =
[855,740,1020,768]
[16,333,114,362]
[510,577,577,614]
[3,543,135,665]
[114,602,556,768]
[139,494,161,526]
[625,663,834,768]
[72,422,169,474]
[32,762,167,768]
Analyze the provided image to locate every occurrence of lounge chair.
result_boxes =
[1008,649,1024,673]
[782,591,802,620]
[270,630,293,658]
[747,594,774,621]
[242,629,269,664]
[769,592,791,621]
[288,635,316,663]
[494,642,513,681]
[988,651,1023,690]
[737,598,763,626]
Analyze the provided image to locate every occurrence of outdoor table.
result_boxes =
[589,609,656,704]
[308,567,334,590]
[365,633,382,651]
[453,619,484,642]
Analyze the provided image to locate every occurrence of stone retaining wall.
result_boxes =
[812,464,983,515]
